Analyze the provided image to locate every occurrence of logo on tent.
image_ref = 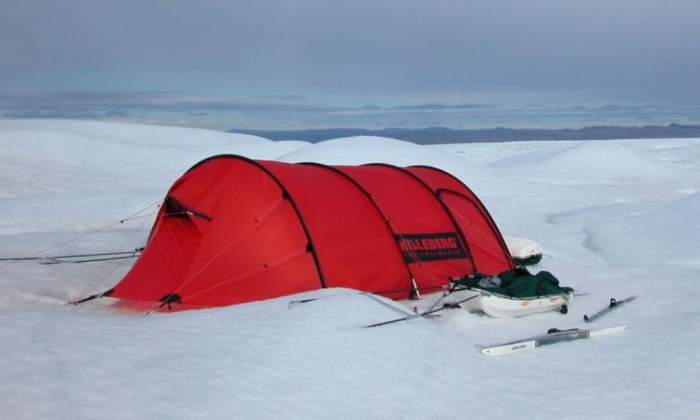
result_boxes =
[395,232,466,263]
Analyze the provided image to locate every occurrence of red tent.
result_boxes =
[106,155,514,309]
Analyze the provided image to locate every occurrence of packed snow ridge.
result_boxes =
[1,119,699,419]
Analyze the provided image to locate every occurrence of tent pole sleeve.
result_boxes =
[67,288,114,305]
[411,165,515,270]
[183,154,328,289]
[364,163,477,274]
[299,162,416,289]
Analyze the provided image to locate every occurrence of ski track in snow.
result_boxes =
[1,120,699,419]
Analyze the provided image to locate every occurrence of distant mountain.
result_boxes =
[230,123,700,144]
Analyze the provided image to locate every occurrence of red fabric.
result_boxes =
[111,156,513,309]
[407,166,515,274]
[338,164,473,291]
[112,157,321,306]
[438,190,514,275]
[260,162,410,298]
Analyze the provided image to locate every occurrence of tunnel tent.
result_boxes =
[96,155,516,309]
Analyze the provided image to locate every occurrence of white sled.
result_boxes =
[504,237,543,266]
[453,288,573,318]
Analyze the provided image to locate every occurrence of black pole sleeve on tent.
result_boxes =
[436,187,516,273]
[279,191,327,288]
[298,162,416,289]
[363,163,476,274]
[416,164,514,269]
[68,288,114,305]
[184,154,329,289]
[158,293,182,310]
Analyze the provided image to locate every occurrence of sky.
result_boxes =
[1,0,699,129]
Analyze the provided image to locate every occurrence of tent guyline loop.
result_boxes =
[98,155,516,310]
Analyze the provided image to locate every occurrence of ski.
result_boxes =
[287,285,449,309]
[361,293,478,328]
[288,292,411,315]
[583,296,636,323]
[480,325,626,355]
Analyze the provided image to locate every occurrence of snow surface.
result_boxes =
[1,119,699,419]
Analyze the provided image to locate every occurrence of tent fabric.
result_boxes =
[110,155,515,309]
[406,165,515,274]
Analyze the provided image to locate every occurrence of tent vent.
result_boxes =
[164,196,212,221]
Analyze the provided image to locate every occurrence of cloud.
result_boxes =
[1,0,699,104]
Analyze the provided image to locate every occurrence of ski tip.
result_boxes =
[479,345,499,356]
[583,314,591,322]
[589,324,627,337]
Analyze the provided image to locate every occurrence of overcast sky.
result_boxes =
[1,0,699,128]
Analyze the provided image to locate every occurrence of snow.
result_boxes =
[1,119,699,419]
